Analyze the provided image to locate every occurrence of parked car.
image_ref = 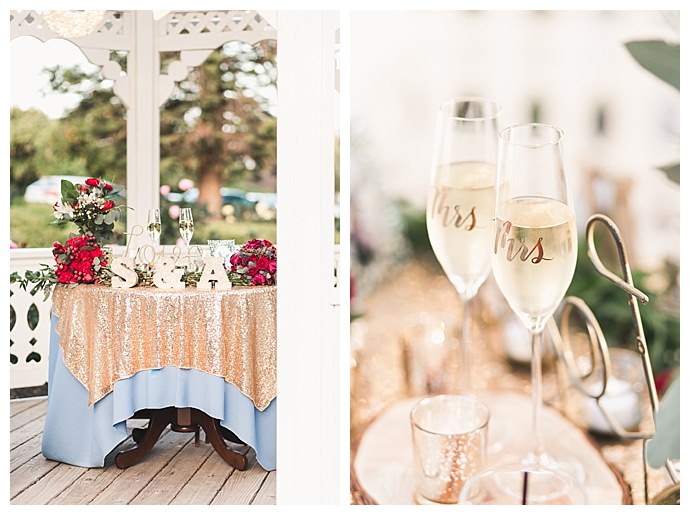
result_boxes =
[221,188,258,220]
[165,187,260,219]
[23,175,87,204]
[246,192,277,220]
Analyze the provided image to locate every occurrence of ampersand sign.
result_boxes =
[153,256,185,289]
[196,256,232,290]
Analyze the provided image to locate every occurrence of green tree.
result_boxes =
[44,63,127,185]
[160,40,277,218]
[9,108,54,197]
[11,39,277,221]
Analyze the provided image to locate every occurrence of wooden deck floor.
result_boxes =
[10,398,276,505]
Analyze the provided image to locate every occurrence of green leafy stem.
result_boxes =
[11,263,254,301]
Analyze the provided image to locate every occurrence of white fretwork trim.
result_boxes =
[156,11,277,107]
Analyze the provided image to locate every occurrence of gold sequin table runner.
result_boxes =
[51,284,276,411]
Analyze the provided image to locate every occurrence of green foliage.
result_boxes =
[625,40,680,91]
[11,40,278,247]
[159,41,277,215]
[646,374,680,467]
[566,238,679,374]
[10,265,59,301]
[11,202,76,247]
[9,108,57,193]
[659,162,680,184]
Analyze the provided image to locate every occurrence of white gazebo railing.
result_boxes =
[10,249,53,389]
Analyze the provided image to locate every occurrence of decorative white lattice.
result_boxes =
[162,11,275,37]
[157,10,277,105]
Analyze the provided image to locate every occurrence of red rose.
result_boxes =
[248,267,258,277]
[230,253,240,265]
[256,256,269,271]
[268,260,277,274]
[252,273,266,286]
[101,200,115,211]
[103,183,113,191]
[57,270,74,283]
[86,178,100,187]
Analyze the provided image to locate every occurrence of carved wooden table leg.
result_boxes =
[192,409,248,470]
[218,425,246,445]
[116,407,249,470]
[116,407,176,469]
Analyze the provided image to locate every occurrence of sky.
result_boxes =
[10,36,99,119]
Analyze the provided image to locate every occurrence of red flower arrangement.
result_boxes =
[53,234,108,284]
[228,239,277,286]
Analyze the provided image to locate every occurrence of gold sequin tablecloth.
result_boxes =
[51,284,276,410]
[350,260,673,505]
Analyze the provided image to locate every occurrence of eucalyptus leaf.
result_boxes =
[625,40,680,91]
[104,211,116,224]
[61,179,78,200]
[646,376,680,467]
[95,213,105,225]
[660,162,680,184]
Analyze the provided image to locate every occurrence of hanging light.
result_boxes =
[43,10,106,39]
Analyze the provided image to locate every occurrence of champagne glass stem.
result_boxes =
[530,329,546,461]
[460,296,472,394]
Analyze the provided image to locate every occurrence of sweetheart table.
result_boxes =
[42,284,277,471]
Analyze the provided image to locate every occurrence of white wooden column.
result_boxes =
[126,11,160,246]
[276,11,339,505]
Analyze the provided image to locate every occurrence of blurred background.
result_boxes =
[350,10,679,440]
[10,34,278,249]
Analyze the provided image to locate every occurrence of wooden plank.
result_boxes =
[251,471,276,505]
[49,465,127,505]
[10,414,46,450]
[170,446,251,505]
[10,398,44,416]
[10,399,48,431]
[10,454,61,500]
[10,433,42,472]
[89,430,194,504]
[49,426,164,504]
[12,463,87,504]
[211,449,268,505]
[129,435,215,504]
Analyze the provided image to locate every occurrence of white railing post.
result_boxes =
[276,10,339,505]
[9,249,54,389]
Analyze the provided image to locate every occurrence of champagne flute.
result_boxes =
[490,124,582,485]
[179,207,194,252]
[147,208,161,246]
[426,97,501,393]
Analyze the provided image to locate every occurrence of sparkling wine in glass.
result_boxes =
[147,208,161,246]
[490,123,582,489]
[426,97,501,393]
[179,207,194,248]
